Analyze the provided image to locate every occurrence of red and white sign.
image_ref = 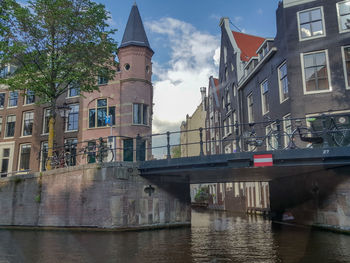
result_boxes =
[254,154,273,167]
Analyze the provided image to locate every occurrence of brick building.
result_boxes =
[0,3,153,175]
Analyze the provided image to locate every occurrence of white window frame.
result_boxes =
[247,93,254,123]
[22,111,34,137]
[300,49,332,95]
[260,80,269,115]
[342,45,350,89]
[337,0,350,33]
[297,6,326,42]
[266,122,277,151]
[18,144,31,171]
[278,61,289,103]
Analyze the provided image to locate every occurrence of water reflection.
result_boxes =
[0,210,349,262]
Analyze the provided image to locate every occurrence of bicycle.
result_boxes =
[289,116,350,149]
[243,119,290,151]
[80,137,114,164]
[45,150,70,169]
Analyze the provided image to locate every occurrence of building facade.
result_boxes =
[216,0,350,153]
[0,4,153,175]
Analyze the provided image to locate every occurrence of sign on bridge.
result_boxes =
[254,154,273,167]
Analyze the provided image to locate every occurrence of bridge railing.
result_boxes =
[28,113,350,173]
[144,113,350,160]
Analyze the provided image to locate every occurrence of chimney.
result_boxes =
[200,87,207,111]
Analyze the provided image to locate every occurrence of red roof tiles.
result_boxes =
[232,31,265,62]
[213,78,220,97]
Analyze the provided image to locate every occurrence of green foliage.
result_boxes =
[194,186,210,203]
[0,0,117,108]
[171,145,181,158]
[35,194,41,203]
[12,177,23,184]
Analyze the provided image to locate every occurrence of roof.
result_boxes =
[120,4,152,51]
[232,31,265,62]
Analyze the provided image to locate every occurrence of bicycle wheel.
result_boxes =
[332,126,350,146]
[267,131,290,150]
[290,127,313,149]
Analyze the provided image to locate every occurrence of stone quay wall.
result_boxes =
[269,167,350,233]
[0,163,191,230]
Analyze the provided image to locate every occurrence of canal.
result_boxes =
[0,209,350,263]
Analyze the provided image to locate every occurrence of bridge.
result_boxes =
[139,147,350,183]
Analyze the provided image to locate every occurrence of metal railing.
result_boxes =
[33,113,350,170]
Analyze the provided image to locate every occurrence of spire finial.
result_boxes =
[133,1,137,6]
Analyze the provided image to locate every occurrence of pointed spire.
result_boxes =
[120,4,152,51]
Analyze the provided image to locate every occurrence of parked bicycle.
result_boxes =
[243,118,289,151]
[44,143,77,169]
[288,115,350,149]
[80,137,114,164]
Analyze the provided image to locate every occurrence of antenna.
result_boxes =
[229,19,242,33]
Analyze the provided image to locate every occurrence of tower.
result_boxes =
[80,3,153,162]
[117,3,154,161]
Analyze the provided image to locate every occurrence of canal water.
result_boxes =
[0,209,350,263]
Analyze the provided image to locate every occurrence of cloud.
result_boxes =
[213,47,220,67]
[233,16,243,23]
[106,15,117,27]
[257,8,263,15]
[146,17,220,134]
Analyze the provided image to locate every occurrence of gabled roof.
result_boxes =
[120,4,152,51]
[232,31,265,62]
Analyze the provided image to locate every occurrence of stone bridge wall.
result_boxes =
[0,163,191,230]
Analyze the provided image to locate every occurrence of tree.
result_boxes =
[0,0,117,169]
[171,145,181,158]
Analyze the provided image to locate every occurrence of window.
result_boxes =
[342,46,350,89]
[25,90,35,104]
[123,139,133,162]
[98,76,108,85]
[226,92,231,112]
[261,80,269,115]
[0,93,5,108]
[298,7,325,40]
[22,111,34,136]
[301,50,330,93]
[43,109,51,134]
[89,99,116,128]
[337,1,350,33]
[266,123,277,151]
[5,115,15,137]
[40,142,48,172]
[133,103,148,125]
[19,144,31,170]
[65,138,77,166]
[67,104,79,131]
[283,114,292,147]
[0,65,16,78]
[8,91,18,107]
[247,93,254,123]
[1,148,10,177]
[278,62,289,102]
[68,83,80,97]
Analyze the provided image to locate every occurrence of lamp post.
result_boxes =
[46,103,71,170]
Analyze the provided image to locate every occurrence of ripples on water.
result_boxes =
[0,209,350,263]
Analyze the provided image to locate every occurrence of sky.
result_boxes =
[95,0,281,134]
